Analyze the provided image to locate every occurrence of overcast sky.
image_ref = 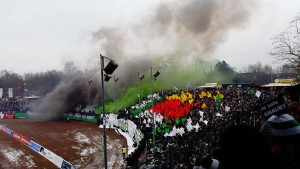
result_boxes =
[0,0,299,75]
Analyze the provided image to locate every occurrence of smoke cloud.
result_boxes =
[31,0,256,118]
[92,0,255,96]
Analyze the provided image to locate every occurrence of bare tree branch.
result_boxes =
[270,13,300,72]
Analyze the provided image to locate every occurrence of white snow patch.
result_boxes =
[108,154,117,169]
[75,132,91,144]
[0,147,23,166]
[24,155,36,168]
[108,144,114,150]
[80,147,97,156]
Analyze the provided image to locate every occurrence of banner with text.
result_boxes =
[6,128,13,136]
[3,113,15,119]
[0,88,3,98]
[13,132,22,141]
[20,135,30,146]
[67,112,98,123]
[29,140,42,152]
[259,94,288,120]
[1,126,7,132]
[8,88,13,98]
[61,160,73,169]
[39,147,64,168]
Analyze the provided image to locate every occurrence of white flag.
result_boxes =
[216,113,223,117]
[177,127,185,136]
[8,88,13,98]
[186,122,193,132]
[0,88,3,98]
[225,106,230,112]
[255,91,261,98]
[193,123,200,132]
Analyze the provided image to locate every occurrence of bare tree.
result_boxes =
[0,70,24,98]
[24,70,63,96]
[270,14,300,72]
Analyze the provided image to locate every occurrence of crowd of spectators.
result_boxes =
[0,99,27,112]
[117,86,299,169]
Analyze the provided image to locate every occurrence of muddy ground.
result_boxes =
[0,119,127,169]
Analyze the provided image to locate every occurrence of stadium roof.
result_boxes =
[197,83,221,88]
[261,82,300,87]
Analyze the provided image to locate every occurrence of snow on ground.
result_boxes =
[75,132,91,144]
[24,155,36,168]
[0,145,35,168]
[0,147,22,166]
[73,132,125,169]
[0,121,126,169]
[106,136,125,169]
[73,131,125,169]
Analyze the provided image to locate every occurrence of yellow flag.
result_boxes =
[199,91,207,99]
[201,103,206,109]
[219,93,224,99]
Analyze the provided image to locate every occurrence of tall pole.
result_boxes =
[151,67,155,153]
[88,83,90,106]
[86,70,90,106]
[138,72,141,124]
[23,83,26,98]
[114,76,117,114]
[100,54,108,169]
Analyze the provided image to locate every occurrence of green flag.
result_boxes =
[216,95,222,103]
[181,117,187,123]
[216,106,219,110]
[152,130,157,135]
[157,127,162,133]
[250,88,255,95]
[162,123,167,128]
[176,118,180,125]
[165,127,170,133]
[147,102,152,108]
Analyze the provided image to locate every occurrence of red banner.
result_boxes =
[13,132,22,141]
[3,113,15,119]
[20,136,30,146]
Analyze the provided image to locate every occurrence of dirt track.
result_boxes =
[0,119,126,169]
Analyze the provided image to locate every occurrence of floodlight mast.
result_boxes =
[100,53,118,169]
[150,67,160,154]
[138,72,145,124]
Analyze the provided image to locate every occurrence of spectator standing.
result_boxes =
[219,124,280,169]
[289,102,300,122]
[264,114,300,169]
[122,146,127,159]
[199,157,220,169]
